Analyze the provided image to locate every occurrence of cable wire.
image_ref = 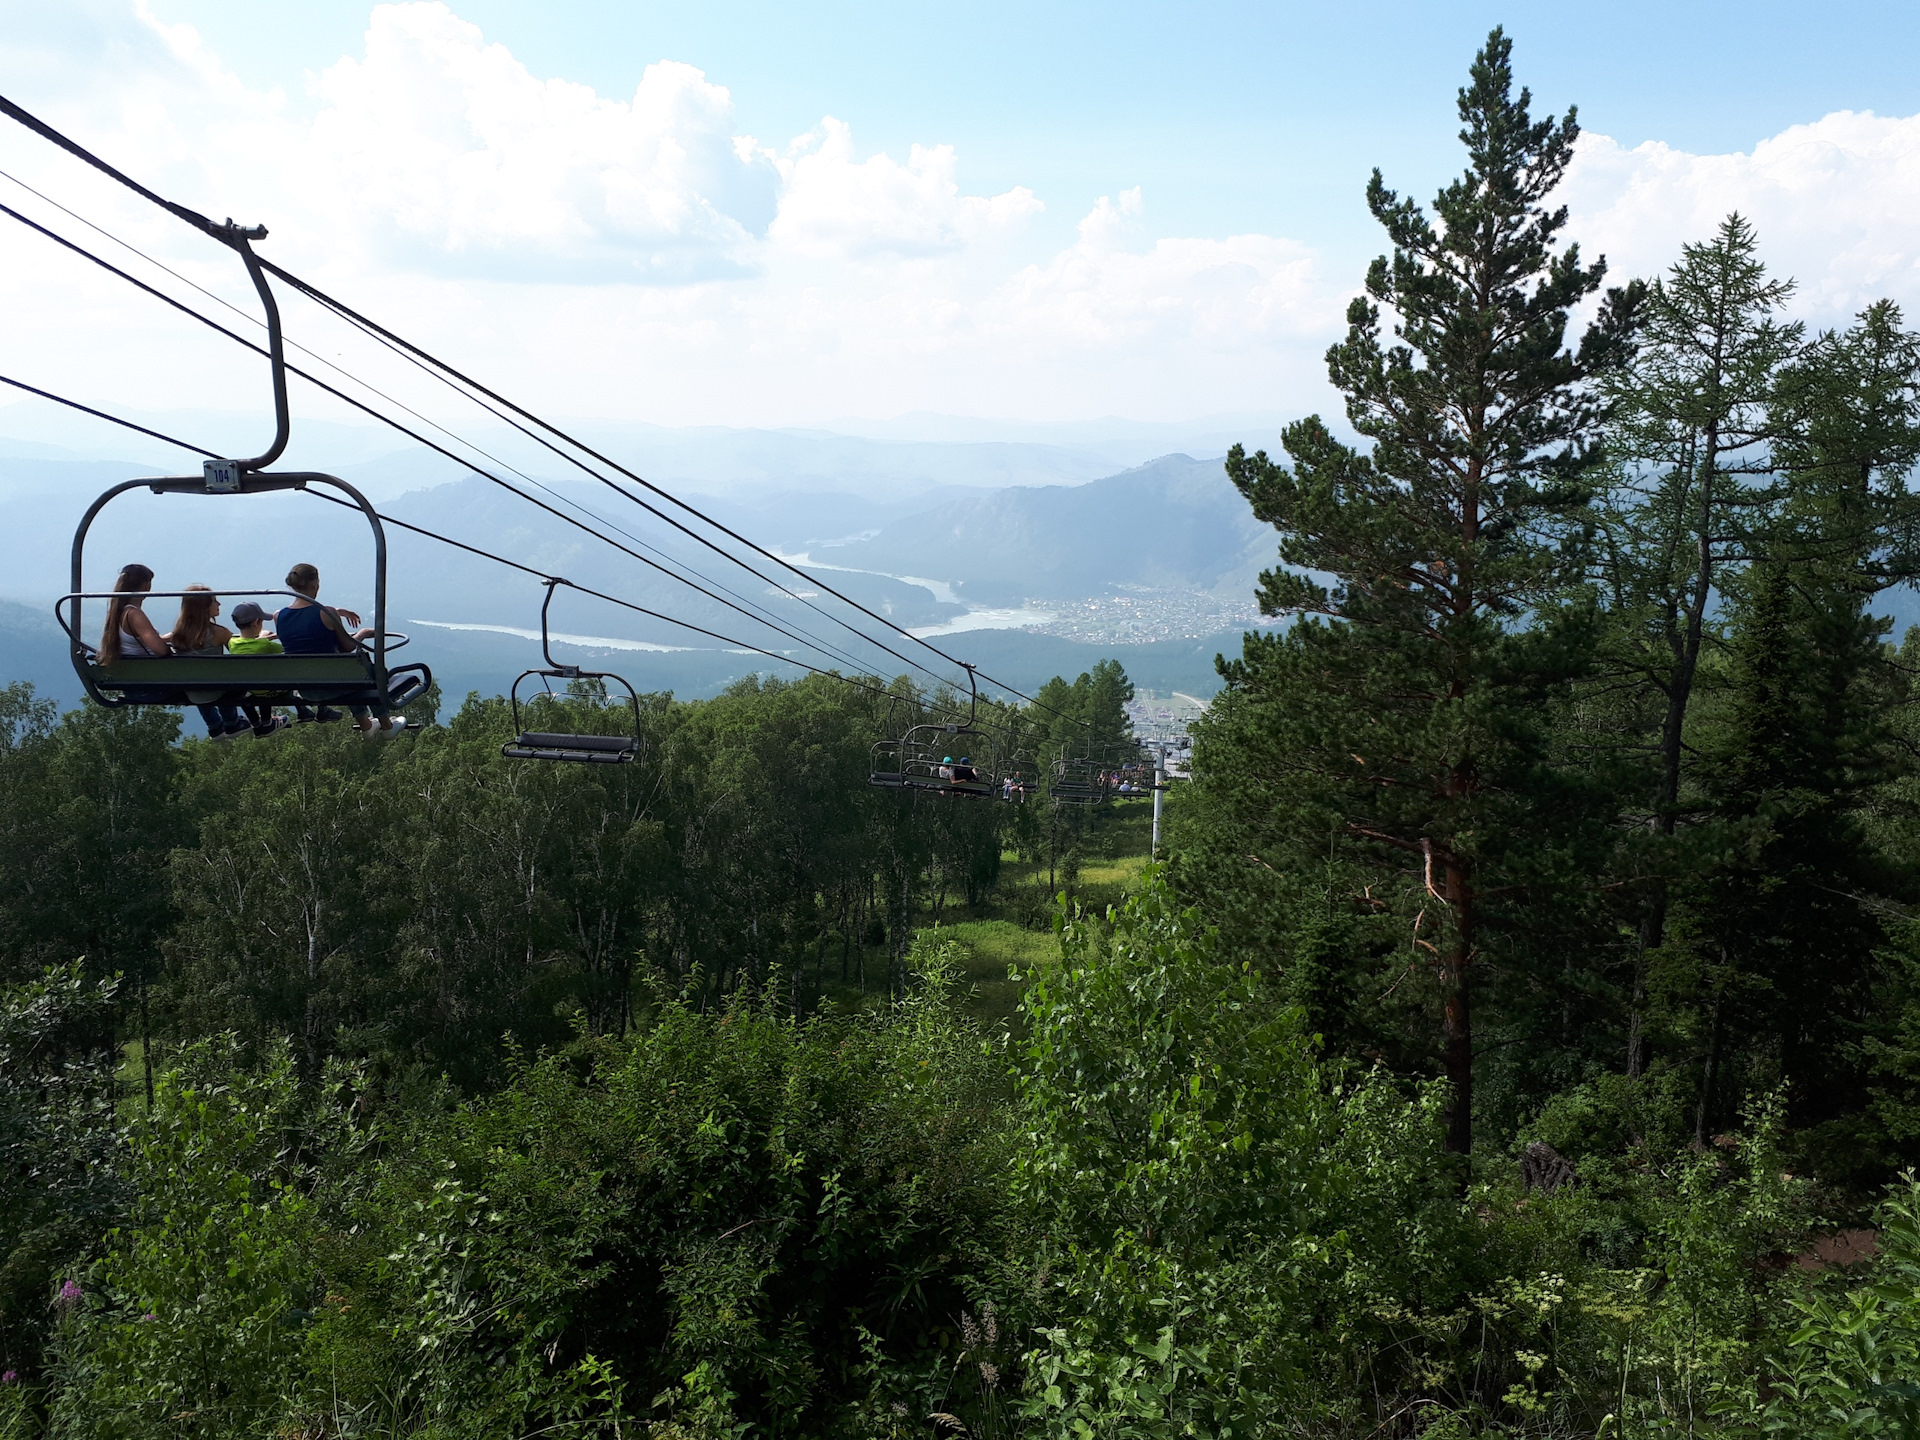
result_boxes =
[6,365,981,722]
[0,89,1080,722]
[0,164,892,677]
[0,91,961,693]
[0,201,900,676]
[301,488,953,712]
[0,372,217,457]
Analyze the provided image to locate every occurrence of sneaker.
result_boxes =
[315,706,344,723]
[210,725,240,742]
[378,716,408,736]
[251,715,291,739]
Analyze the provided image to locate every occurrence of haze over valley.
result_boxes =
[0,407,1283,703]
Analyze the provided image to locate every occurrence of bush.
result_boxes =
[47,1039,314,1440]
[1759,1175,1920,1438]
[1012,872,1462,1435]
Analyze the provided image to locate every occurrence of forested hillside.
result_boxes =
[10,28,1920,1440]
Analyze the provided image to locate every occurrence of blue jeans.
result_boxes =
[195,701,242,735]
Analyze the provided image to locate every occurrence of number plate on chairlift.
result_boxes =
[203,460,242,493]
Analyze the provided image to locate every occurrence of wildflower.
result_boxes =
[1,1370,15,1384]
[54,1280,82,1311]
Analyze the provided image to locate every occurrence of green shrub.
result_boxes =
[47,1039,313,1440]
[1013,872,1462,1435]
[1758,1176,1920,1438]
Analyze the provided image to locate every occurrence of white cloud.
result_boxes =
[1567,112,1920,323]
[769,118,1041,261]
[0,0,1342,426]
[990,189,1333,354]
[309,4,777,282]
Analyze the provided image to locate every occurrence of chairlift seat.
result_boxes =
[908,775,992,798]
[84,651,429,709]
[502,731,638,764]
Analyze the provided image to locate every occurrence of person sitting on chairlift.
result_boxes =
[951,755,979,785]
[166,584,247,740]
[938,755,954,781]
[95,563,178,707]
[225,601,292,738]
[99,563,168,663]
[276,562,402,736]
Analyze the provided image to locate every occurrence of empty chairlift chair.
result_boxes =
[1048,745,1108,806]
[501,580,643,765]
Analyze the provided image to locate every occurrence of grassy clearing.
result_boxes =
[920,918,1059,1026]
[814,791,1169,1027]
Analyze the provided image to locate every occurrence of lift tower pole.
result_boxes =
[1151,740,1166,859]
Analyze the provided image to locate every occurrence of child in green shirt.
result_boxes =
[227,602,289,736]
[227,601,284,656]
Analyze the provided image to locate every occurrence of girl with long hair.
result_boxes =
[166,584,230,655]
[166,584,247,739]
[98,563,167,663]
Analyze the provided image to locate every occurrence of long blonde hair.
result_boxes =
[99,564,154,664]
[168,584,220,654]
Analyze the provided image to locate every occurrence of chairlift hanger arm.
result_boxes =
[220,225,288,473]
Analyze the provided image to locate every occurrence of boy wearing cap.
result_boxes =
[226,602,290,737]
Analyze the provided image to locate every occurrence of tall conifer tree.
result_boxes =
[1592,216,1802,1077]
[1206,30,1637,1154]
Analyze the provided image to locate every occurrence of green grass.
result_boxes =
[820,793,1166,1028]
[920,918,1059,1027]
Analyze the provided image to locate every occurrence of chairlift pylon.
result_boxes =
[500,579,643,764]
[55,219,430,717]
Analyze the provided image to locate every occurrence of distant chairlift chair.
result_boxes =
[501,580,643,765]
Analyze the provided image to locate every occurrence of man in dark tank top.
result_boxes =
[276,562,400,733]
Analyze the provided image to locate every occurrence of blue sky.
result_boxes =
[144,0,1920,250]
[0,0,1918,432]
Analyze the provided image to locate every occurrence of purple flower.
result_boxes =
[1,1370,15,1383]
[54,1280,82,1311]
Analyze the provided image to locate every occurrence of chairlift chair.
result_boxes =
[1047,749,1107,806]
[997,744,1039,803]
[1050,736,1148,806]
[1104,741,1167,799]
[867,695,911,789]
[869,667,998,799]
[57,222,429,717]
[501,580,644,764]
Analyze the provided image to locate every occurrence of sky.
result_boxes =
[2,0,1920,440]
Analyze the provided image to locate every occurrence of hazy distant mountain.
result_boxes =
[0,599,76,704]
[815,454,1269,606]
[0,427,1277,704]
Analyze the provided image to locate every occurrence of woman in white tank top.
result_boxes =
[99,563,169,662]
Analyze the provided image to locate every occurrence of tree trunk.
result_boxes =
[1440,862,1475,1156]
[1695,974,1727,1147]
[1628,431,1719,1078]
[140,968,154,1110]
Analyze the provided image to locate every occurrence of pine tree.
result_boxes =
[1206,29,1638,1155]
[1668,303,1920,1155]
[1592,215,1803,1077]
